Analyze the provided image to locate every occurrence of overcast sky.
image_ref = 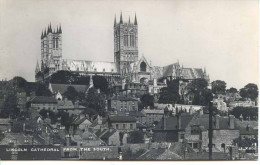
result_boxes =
[0,0,258,89]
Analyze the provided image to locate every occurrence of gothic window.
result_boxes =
[56,38,58,48]
[53,39,55,48]
[130,35,135,47]
[140,62,147,72]
[124,35,128,46]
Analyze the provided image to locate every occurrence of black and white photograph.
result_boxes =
[0,0,258,161]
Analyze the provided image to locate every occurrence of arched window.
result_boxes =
[140,62,147,72]
[56,38,58,48]
[53,38,55,48]
[130,35,135,46]
[124,35,128,46]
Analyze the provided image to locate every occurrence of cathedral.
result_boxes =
[35,12,209,96]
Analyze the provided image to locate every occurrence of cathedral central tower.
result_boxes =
[114,12,138,74]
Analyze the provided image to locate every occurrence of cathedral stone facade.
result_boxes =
[35,12,209,96]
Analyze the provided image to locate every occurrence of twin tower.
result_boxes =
[36,12,138,79]
[114,12,139,72]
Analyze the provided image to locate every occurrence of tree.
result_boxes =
[140,94,154,109]
[63,86,79,103]
[50,70,78,84]
[158,79,180,104]
[56,111,75,129]
[240,83,258,101]
[230,107,258,121]
[211,80,226,95]
[0,93,20,118]
[35,83,52,96]
[11,76,28,89]
[10,76,31,94]
[227,87,238,94]
[39,109,57,123]
[84,87,106,116]
[186,78,212,106]
[73,76,90,85]
[127,131,144,144]
[93,75,109,94]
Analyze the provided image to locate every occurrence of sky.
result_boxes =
[0,0,258,89]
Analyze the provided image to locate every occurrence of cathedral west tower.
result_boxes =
[40,23,62,75]
[114,12,138,74]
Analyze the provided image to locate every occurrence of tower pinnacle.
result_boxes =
[114,15,117,27]
[59,24,62,33]
[120,12,123,24]
[50,23,52,33]
[41,30,43,39]
[134,13,137,25]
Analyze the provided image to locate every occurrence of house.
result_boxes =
[233,119,258,152]
[189,114,240,152]
[48,83,90,100]
[0,118,11,133]
[123,82,149,97]
[153,113,193,143]
[213,98,228,112]
[108,115,137,132]
[142,109,164,126]
[0,132,43,146]
[90,115,109,131]
[153,112,240,153]
[16,92,27,111]
[107,95,138,111]
[70,113,92,134]
[129,111,146,124]
[174,104,204,114]
[57,99,86,116]
[29,96,58,112]
[228,99,256,108]
[95,129,120,146]
[148,79,167,96]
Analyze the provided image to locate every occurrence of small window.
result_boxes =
[193,143,198,149]
[103,68,105,72]
[116,124,119,129]
[180,134,184,139]
[123,124,126,129]
[130,124,133,129]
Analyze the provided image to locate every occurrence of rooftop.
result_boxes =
[30,96,57,104]
[109,115,137,123]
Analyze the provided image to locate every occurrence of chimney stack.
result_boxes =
[229,115,235,129]
[97,115,102,125]
[74,100,79,108]
[199,109,203,116]
[65,134,71,146]
[246,124,250,131]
